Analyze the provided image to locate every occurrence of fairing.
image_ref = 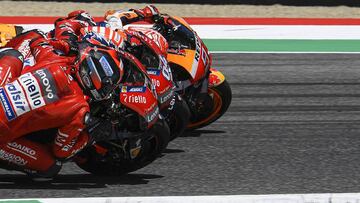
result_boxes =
[163,16,211,82]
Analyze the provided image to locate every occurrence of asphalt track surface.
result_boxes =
[1,53,360,198]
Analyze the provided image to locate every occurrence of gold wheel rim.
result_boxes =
[187,88,222,128]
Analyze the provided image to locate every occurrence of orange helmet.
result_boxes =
[77,42,124,101]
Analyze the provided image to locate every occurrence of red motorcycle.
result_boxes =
[3,32,171,176]
[129,15,232,130]
[75,49,170,175]
[124,27,190,140]
[81,26,190,140]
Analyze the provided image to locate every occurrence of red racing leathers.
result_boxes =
[47,10,96,56]
[49,18,88,55]
[48,6,159,54]
[0,36,90,177]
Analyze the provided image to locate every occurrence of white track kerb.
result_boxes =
[3,193,360,203]
[19,24,360,40]
[19,23,360,53]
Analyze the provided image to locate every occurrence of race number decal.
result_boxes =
[159,55,172,81]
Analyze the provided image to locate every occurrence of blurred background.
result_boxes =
[1,0,360,18]
[6,0,360,5]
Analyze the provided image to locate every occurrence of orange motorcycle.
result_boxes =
[134,15,232,130]
[0,24,23,47]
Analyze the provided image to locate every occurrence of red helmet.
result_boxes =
[141,5,160,18]
[67,10,96,26]
[77,42,124,101]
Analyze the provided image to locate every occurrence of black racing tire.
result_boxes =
[187,80,232,130]
[167,96,191,141]
[75,119,170,176]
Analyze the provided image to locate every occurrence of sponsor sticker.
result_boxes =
[145,106,159,123]
[0,88,16,121]
[18,73,45,110]
[5,80,30,117]
[18,39,31,58]
[190,35,202,78]
[128,86,146,93]
[0,149,27,166]
[33,68,59,103]
[151,78,160,87]
[7,142,37,160]
[90,89,102,100]
[159,89,174,104]
[82,74,92,88]
[54,130,69,147]
[147,69,160,76]
[201,47,209,67]
[121,86,128,93]
[23,57,35,69]
[0,70,59,120]
[121,86,146,93]
[123,94,147,104]
[159,56,172,81]
[99,56,114,77]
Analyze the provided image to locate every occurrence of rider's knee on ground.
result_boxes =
[25,160,62,179]
[0,138,62,178]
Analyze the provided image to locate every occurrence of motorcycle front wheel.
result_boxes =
[75,119,170,176]
[187,80,232,130]
[166,96,190,141]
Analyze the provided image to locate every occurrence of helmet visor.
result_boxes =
[80,50,121,100]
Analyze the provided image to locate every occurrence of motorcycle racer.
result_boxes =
[50,10,96,56]
[0,34,124,179]
[4,10,97,73]
[47,5,159,54]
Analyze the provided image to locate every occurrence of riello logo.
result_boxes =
[123,94,147,104]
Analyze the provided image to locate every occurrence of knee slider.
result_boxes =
[28,160,62,178]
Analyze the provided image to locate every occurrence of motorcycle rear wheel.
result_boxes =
[187,80,232,130]
[75,119,170,176]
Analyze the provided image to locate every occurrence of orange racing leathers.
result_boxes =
[0,36,90,177]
